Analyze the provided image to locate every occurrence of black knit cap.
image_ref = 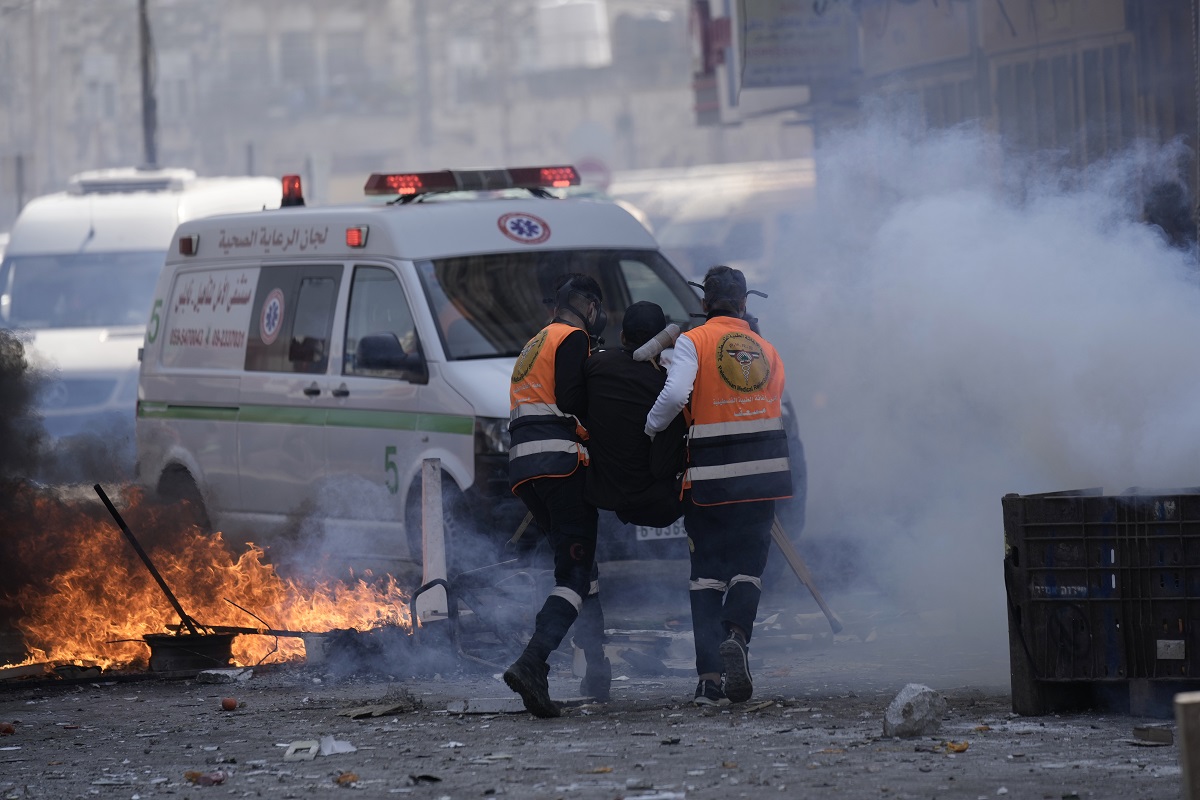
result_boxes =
[702,265,748,305]
[622,301,666,348]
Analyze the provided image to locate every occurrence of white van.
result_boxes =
[136,165,807,577]
[0,167,281,447]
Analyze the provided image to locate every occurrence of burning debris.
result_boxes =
[0,479,413,674]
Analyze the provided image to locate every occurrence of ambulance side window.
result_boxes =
[343,265,425,382]
[289,277,338,373]
[245,264,341,373]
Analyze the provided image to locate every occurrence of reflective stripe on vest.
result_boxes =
[690,417,784,439]
[510,401,566,420]
[509,439,591,461]
[682,316,792,506]
[509,322,588,489]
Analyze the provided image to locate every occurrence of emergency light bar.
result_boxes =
[363,165,579,196]
[281,174,306,207]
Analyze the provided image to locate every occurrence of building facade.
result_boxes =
[0,0,814,231]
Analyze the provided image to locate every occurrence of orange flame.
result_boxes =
[1,484,411,670]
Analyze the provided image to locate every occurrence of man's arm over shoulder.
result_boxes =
[645,334,697,435]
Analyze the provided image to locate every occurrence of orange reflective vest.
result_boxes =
[683,315,792,506]
[508,322,589,490]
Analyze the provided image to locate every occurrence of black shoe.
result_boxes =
[693,678,730,707]
[579,657,612,702]
[719,631,752,703]
[503,655,560,718]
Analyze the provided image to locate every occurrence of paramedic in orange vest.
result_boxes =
[645,265,792,707]
[503,273,610,718]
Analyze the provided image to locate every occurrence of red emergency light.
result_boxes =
[281,174,306,207]
[363,165,580,196]
[345,226,368,247]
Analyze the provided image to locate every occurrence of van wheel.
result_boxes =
[405,477,494,578]
[155,468,212,534]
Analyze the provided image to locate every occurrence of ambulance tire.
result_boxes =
[154,467,212,535]
[404,477,495,578]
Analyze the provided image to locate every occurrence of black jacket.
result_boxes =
[583,347,686,523]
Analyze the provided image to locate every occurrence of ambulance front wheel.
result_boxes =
[404,476,491,578]
[154,467,212,535]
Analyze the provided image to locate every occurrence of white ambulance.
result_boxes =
[136,166,761,577]
[0,168,282,446]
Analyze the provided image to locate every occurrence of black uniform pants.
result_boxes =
[685,497,774,675]
[514,469,604,662]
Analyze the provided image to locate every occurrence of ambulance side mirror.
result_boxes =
[356,332,428,384]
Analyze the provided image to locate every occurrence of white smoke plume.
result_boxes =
[763,102,1200,669]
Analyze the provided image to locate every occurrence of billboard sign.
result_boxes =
[735,0,859,91]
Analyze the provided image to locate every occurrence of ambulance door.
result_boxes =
[323,264,430,561]
[237,264,342,521]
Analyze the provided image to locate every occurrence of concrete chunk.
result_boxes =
[883,683,946,738]
[197,668,252,684]
[447,697,529,714]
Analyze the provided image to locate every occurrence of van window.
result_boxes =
[617,259,691,328]
[414,249,699,360]
[0,252,162,328]
[245,265,341,373]
[343,265,421,379]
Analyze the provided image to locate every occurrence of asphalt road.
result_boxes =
[0,571,1187,800]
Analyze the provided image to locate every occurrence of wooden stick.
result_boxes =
[770,516,843,634]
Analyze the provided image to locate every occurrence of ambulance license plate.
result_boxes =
[635,519,687,541]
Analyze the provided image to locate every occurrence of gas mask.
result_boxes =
[553,280,606,343]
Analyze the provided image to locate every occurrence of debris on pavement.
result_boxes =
[339,701,417,718]
[883,683,947,738]
[184,770,227,785]
[318,735,357,755]
[407,774,442,785]
[198,668,252,684]
[283,740,320,761]
[1132,724,1173,745]
[446,697,528,714]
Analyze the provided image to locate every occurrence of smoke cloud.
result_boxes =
[762,102,1200,670]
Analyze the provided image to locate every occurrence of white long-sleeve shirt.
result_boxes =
[645,334,696,435]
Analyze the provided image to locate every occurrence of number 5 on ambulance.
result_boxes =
[135,165,716,578]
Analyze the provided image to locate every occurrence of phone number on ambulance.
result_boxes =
[168,328,246,348]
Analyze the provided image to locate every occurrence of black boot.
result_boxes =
[503,653,560,718]
[579,656,612,702]
[573,594,609,701]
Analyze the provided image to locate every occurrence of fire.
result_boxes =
[0,483,411,671]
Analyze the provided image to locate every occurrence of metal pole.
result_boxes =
[139,0,158,168]
[94,484,199,635]
[415,459,449,622]
[14,153,25,213]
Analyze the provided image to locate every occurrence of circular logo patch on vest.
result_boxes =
[512,329,548,383]
[260,288,285,345]
[716,331,770,393]
[498,212,551,245]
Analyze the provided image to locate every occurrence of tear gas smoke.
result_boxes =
[760,102,1200,674]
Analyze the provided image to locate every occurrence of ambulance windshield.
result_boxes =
[415,249,699,360]
[0,251,163,329]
